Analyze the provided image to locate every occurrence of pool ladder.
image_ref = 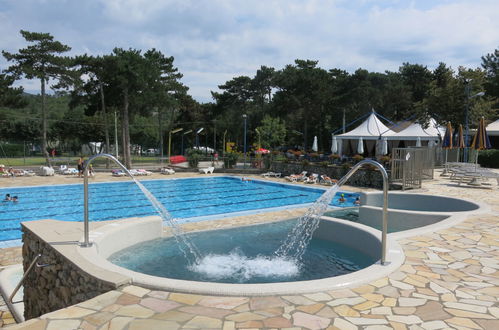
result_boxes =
[9,254,53,304]
[337,159,389,265]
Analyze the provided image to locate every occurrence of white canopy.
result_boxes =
[387,118,444,141]
[486,119,499,136]
[337,111,395,140]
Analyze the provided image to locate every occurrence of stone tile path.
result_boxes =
[1,170,498,329]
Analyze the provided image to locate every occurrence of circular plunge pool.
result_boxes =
[108,219,376,284]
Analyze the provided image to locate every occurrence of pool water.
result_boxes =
[109,219,375,283]
[324,208,360,221]
[0,177,359,241]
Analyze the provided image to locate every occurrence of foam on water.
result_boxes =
[189,248,299,280]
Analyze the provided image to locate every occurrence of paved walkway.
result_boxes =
[1,170,498,329]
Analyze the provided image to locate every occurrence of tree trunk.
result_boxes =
[122,88,132,169]
[100,82,111,168]
[41,77,51,167]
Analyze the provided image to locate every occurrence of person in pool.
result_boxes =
[339,193,346,203]
[4,194,11,201]
[12,196,18,203]
[354,196,361,206]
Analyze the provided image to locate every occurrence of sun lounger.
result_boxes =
[320,175,337,186]
[261,172,281,178]
[304,173,319,184]
[284,171,307,182]
[161,167,175,175]
[112,169,126,177]
[199,166,215,174]
[40,166,55,176]
[62,168,78,175]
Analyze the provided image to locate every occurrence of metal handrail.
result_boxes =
[81,153,135,247]
[9,254,40,304]
[336,159,389,264]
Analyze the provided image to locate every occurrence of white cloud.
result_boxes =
[1,0,498,101]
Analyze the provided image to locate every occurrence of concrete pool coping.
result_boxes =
[0,264,24,322]
[75,216,405,297]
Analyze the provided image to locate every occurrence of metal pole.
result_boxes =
[464,80,471,163]
[223,130,227,157]
[213,120,216,152]
[336,159,389,264]
[181,134,184,155]
[114,111,119,158]
[168,131,172,164]
[342,109,346,133]
[243,114,247,169]
[81,153,134,247]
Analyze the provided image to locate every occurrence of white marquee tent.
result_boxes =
[387,118,444,149]
[486,119,499,136]
[334,111,395,155]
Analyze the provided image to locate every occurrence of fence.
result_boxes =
[391,147,436,190]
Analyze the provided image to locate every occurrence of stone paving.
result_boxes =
[0,170,498,329]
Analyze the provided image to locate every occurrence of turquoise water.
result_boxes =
[324,208,360,221]
[109,219,375,283]
[0,176,359,241]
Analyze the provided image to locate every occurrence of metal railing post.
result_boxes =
[81,153,134,247]
[336,159,389,264]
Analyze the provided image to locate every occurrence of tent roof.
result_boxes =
[486,119,499,135]
[387,118,444,140]
[337,111,395,140]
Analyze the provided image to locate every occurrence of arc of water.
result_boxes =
[275,159,389,265]
[81,154,202,264]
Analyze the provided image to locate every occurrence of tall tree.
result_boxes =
[481,49,499,111]
[2,30,72,166]
[0,73,26,108]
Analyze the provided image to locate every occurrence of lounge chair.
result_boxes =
[199,166,215,174]
[285,171,307,182]
[59,165,68,174]
[63,168,78,175]
[320,175,338,186]
[112,169,126,177]
[261,172,281,178]
[161,167,175,175]
[40,166,55,176]
[304,173,319,184]
[137,169,152,176]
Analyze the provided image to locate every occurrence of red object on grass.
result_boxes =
[170,155,187,164]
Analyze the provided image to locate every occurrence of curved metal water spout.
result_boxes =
[81,153,133,247]
[337,159,389,264]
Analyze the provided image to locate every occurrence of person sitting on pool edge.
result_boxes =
[339,193,346,203]
[354,196,361,206]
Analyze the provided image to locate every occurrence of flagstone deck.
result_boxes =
[0,170,498,329]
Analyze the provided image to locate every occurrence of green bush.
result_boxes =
[477,149,499,168]
[186,148,203,168]
[0,143,25,157]
[224,152,239,169]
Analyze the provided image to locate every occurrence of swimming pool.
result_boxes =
[0,176,359,242]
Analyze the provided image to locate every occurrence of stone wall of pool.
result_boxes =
[21,220,133,319]
[270,162,399,189]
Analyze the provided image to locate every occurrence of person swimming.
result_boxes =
[354,196,361,205]
[12,196,18,203]
[4,194,11,201]
[339,193,346,203]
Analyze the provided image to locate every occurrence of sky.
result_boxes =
[1,0,498,103]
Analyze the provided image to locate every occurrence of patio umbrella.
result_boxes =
[470,117,491,171]
[312,136,318,152]
[455,124,465,162]
[441,122,453,175]
[416,137,422,147]
[357,137,364,154]
[331,135,337,154]
[381,137,388,155]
